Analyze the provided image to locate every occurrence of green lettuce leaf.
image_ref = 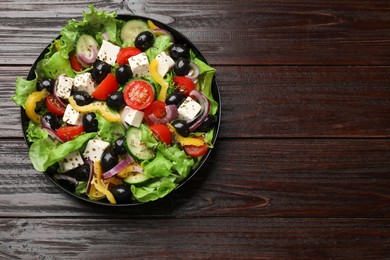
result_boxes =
[145,35,172,61]
[29,132,96,172]
[96,114,126,143]
[75,181,87,195]
[36,52,75,79]
[157,144,194,178]
[130,179,176,203]
[26,121,48,143]
[142,151,173,178]
[12,76,37,108]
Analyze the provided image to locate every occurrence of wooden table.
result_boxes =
[1,1,390,259]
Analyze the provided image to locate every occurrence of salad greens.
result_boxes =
[12,5,218,204]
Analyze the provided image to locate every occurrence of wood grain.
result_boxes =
[1,0,390,65]
[1,139,389,218]
[3,66,390,138]
[1,218,389,259]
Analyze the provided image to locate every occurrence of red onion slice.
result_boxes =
[102,32,109,41]
[185,62,200,83]
[77,45,98,66]
[153,29,174,42]
[188,90,210,132]
[102,153,135,179]
[147,104,178,125]
[41,117,64,143]
[132,165,143,173]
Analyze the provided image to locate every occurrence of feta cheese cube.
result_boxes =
[59,151,84,172]
[63,104,83,125]
[73,72,95,95]
[128,52,150,77]
[55,75,74,99]
[177,96,202,122]
[83,139,110,162]
[97,40,121,65]
[155,51,175,77]
[121,106,144,128]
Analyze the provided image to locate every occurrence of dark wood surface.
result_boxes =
[1,0,390,259]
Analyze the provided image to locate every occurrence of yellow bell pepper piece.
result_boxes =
[116,164,142,179]
[168,125,205,147]
[147,20,159,30]
[92,162,117,204]
[150,59,169,102]
[25,90,49,124]
[68,96,121,122]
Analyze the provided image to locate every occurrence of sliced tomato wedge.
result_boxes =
[150,124,172,145]
[56,125,85,142]
[183,137,208,157]
[123,80,154,110]
[46,94,66,116]
[92,73,119,100]
[173,76,195,96]
[116,47,142,65]
[70,53,84,72]
[143,100,166,125]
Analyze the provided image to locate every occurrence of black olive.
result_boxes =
[116,65,133,85]
[106,91,125,110]
[110,184,132,204]
[166,92,186,107]
[37,78,55,93]
[64,164,90,182]
[113,136,127,155]
[42,112,62,130]
[91,61,111,83]
[82,112,98,133]
[172,119,190,137]
[101,148,119,173]
[169,44,190,60]
[73,91,92,106]
[196,115,216,132]
[134,31,155,51]
[174,58,191,76]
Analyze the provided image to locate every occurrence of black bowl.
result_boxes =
[21,14,221,206]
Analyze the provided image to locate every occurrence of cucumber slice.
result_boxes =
[123,171,150,185]
[76,34,99,60]
[121,20,150,45]
[125,127,155,160]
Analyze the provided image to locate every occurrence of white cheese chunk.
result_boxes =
[55,75,74,99]
[177,96,202,122]
[128,52,150,77]
[73,72,95,95]
[97,40,121,65]
[121,106,144,128]
[59,151,84,172]
[155,51,175,77]
[63,104,83,126]
[82,139,110,163]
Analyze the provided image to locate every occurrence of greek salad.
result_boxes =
[12,6,218,204]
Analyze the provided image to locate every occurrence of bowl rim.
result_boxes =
[21,14,221,206]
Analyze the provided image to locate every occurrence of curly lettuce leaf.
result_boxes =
[12,76,37,108]
[26,121,48,143]
[142,151,173,178]
[29,132,96,172]
[36,52,75,79]
[146,35,172,61]
[96,114,126,143]
[130,179,176,203]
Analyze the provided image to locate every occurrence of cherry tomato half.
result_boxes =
[46,94,66,116]
[123,80,154,110]
[143,100,166,125]
[92,73,119,100]
[150,124,172,145]
[183,137,208,157]
[56,125,85,142]
[173,76,195,96]
[116,47,142,65]
[70,53,84,72]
